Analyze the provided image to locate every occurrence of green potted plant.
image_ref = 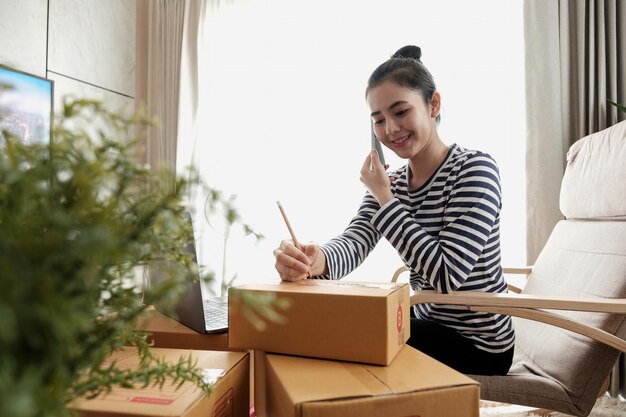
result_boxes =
[0,97,241,417]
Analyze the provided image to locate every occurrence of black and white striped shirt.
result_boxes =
[316,144,515,353]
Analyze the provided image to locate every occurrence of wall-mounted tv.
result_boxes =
[0,65,54,145]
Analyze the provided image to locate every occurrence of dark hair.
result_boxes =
[366,45,440,123]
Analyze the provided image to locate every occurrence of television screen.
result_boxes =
[0,65,54,145]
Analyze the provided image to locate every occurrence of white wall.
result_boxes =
[0,0,135,114]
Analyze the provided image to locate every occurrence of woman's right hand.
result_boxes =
[273,240,321,281]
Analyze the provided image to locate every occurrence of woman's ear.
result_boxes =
[430,91,441,119]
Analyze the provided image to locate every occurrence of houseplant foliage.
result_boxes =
[608,99,626,114]
[0,98,214,417]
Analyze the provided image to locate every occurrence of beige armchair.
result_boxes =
[395,121,626,416]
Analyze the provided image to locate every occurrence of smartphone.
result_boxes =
[370,121,386,166]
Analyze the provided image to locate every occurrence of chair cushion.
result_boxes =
[560,120,626,219]
[470,346,585,416]
[512,219,626,415]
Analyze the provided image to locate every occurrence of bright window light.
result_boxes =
[189,0,526,292]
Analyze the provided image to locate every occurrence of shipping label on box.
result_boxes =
[70,347,250,417]
[254,345,480,417]
[228,280,410,365]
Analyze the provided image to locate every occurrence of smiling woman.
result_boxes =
[184,0,525,294]
[271,44,516,376]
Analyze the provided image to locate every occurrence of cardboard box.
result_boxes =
[228,280,410,365]
[70,347,250,417]
[138,307,237,352]
[254,345,480,417]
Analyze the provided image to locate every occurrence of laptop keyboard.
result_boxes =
[203,298,228,332]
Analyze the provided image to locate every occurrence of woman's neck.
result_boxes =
[407,137,450,190]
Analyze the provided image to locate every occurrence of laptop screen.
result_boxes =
[147,212,227,334]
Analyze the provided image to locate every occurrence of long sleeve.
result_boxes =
[316,194,383,279]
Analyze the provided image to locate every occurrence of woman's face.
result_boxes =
[367,80,439,160]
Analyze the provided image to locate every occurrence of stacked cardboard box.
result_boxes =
[228,280,411,365]
[255,346,479,417]
[228,280,480,417]
[71,280,479,416]
[69,347,250,417]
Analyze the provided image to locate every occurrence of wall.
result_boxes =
[0,0,135,116]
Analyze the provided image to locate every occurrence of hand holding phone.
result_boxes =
[370,122,386,170]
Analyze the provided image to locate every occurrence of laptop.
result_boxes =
[148,213,229,334]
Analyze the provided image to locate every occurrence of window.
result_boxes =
[190,0,525,293]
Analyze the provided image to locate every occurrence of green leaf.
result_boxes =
[608,99,626,114]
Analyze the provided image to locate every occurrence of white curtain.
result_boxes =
[176,0,228,293]
[138,0,210,204]
[524,0,626,263]
[142,0,186,173]
[177,0,209,214]
[137,0,232,293]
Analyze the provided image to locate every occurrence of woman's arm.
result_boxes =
[314,193,383,279]
[273,196,378,281]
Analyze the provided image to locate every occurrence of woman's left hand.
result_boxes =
[360,149,394,206]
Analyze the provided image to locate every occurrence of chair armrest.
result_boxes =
[503,266,532,292]
[410,291,626,314]
[394,266,533,284]
[472,305,626,354]
[411,291,626,353]
[502,266,533,274]
[391,266,408,283]
[507,283,523,294]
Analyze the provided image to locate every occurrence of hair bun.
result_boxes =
[392,45,422,61]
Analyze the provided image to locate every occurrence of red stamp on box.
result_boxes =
[130,397,174,405]
[396,305,403,333]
